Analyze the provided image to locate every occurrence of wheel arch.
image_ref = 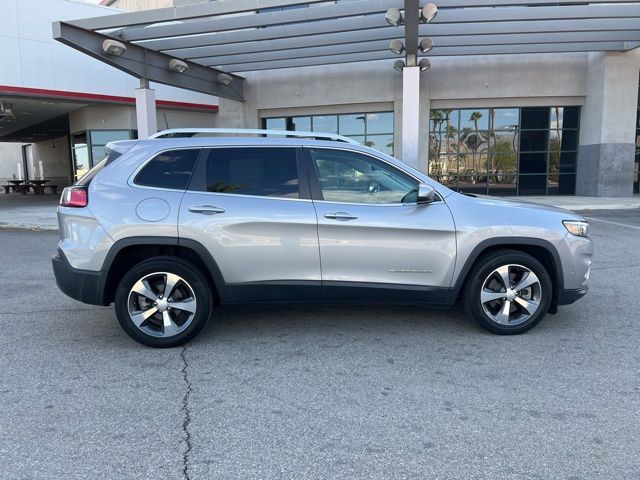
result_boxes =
[100,236,228,306]
[449,237,563,311]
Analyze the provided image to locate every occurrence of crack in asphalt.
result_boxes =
[180,345,193,480]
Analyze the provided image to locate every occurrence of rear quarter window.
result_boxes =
[134,149,200,190]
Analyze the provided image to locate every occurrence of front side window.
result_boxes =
[134,149,200,190]
[205,148,299,199]
[311,149,417,204]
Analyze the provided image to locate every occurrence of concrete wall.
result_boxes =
[1,0,218,107]
[0,136,70,186]
[576,50,640,196]
[30,136,72,186]
[69,105,218,134]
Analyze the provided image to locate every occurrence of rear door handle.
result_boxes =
[188,205,225,215]
[324,212,358,221]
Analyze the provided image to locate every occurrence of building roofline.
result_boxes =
[0,85,219,113]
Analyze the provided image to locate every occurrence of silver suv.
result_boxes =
[52,129,592,347]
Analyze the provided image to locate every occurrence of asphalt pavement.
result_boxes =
[1,210,639,479]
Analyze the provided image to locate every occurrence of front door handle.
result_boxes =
[188,205,225,215]
[324,212,358,221]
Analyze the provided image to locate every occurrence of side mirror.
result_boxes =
[417,183,436,204]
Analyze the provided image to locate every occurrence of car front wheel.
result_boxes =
[464,250,553,335]
[114,256,212,347]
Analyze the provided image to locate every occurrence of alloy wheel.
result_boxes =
[480,264,542,326]
[127,272,197,338]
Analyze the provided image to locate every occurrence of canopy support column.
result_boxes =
[402,66,421,170]
[135,79,157,139]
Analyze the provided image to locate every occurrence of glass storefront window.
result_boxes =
[291,116,311,132]
[90,130,131,145]
[265,118,286,131]
[312,115,338,134]
[460,109,490,131]
[366,112,393,135]
[365,134,394,156]
[429,106,580,196]
[338,114,366,136]
[262,111,394,155]
[72,130,133,181]
[491,109,519,131]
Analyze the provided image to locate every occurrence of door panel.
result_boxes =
[179,147,320,289]
[179,193,320,284]
[315,201,456,288]
[307,147,457,290]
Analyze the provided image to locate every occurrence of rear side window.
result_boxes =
[204,147,299,199]
[134,149,200,190]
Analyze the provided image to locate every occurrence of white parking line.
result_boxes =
[583,217,640,230]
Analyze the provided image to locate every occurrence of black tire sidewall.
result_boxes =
[114,256,212,348]
[464,250,552,335]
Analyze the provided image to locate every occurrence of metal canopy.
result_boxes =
[54,0,640,100]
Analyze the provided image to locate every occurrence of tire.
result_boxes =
[114,256,213,347]
[463,249,552,335]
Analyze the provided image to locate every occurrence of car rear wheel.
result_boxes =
[114,256,212,347]
[463,250,552,334]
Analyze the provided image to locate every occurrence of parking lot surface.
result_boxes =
[1,210,639,479]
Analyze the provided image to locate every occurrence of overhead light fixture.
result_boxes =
[393,60,405,72]
[102,39,126,56]
[169,58,188,73]
[420,3,438,24]
[389,39,405,55]
[419,58,431,71]
[385,8,403,27]
[217,73,233,86]
[419,37,434,54]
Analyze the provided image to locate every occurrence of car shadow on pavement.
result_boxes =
[192,303,474,344]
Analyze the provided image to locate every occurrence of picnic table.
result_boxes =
[4,180,25,194]
[2,179,58,195]
[29,179,49,195]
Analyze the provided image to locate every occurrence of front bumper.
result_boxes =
[52,249,107,306]
[557,286,589,306]
[555,232,593,301]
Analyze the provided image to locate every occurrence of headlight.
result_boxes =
[563,220,589,238]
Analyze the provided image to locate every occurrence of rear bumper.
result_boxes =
[557,286,588,306]
[52,249,107,306]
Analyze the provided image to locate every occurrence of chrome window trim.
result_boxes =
[186,190,313,203]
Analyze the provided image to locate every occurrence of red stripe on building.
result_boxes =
[0,85,219,112]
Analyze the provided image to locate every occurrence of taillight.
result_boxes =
[60,187,88,208]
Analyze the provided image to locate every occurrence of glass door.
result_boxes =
[72,133,90,181]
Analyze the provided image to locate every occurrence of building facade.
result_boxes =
[2,0,639,196]
[0,0,220,186]
[212,48,639,197]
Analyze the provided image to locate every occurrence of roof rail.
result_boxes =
[149,128,360,145]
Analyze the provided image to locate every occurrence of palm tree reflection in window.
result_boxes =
[460,111,488,185]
